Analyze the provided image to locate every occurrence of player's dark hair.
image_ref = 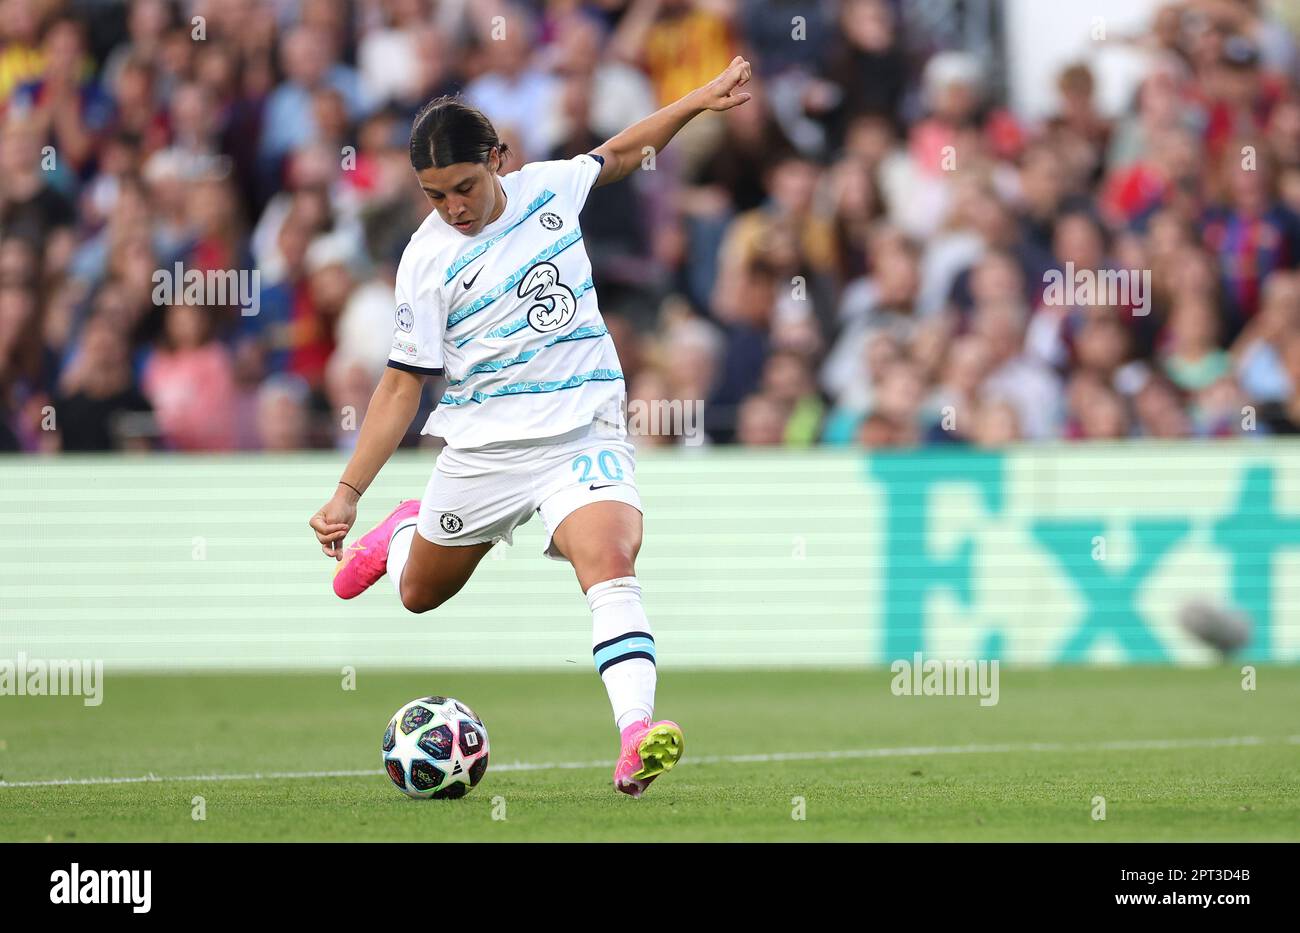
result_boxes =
[409,96,511,172]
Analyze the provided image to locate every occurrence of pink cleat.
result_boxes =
[613,718,684,798]
[332,499,420,599]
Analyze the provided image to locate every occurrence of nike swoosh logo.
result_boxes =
[462,268,482,289]
[589,483,617,491]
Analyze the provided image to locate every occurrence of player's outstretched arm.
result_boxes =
[589,54,752,189]
[308,366,426,559]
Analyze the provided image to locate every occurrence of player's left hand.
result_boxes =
[695,55,752,112]
[309,493,357,560]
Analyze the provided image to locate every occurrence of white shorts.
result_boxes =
[416,420,641,562]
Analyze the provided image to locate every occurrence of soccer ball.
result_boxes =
[382,696,489,799]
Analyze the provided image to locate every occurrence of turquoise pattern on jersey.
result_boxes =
[447,325,609,386]
[442,190,557,284]
[438,368,624,406]
[454,277,596,349]
[446,230,585,328]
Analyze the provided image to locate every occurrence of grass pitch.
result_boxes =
[0,666,1296,841]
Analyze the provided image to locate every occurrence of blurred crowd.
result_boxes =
[1,0,1299,453]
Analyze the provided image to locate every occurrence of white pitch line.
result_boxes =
[1,734,1296,789]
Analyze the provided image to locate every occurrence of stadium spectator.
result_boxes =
[1162,293,1232,391]
[1232,269,1300,401]
[256,372,312,451]
[970,397,1022,447]
[759,347,825,446]
[259,25,370,174]
[736,391,788,446]
[0,0,1297,455]
[141,303,237,451]
[51,312,154,452]
[463,14,560,163]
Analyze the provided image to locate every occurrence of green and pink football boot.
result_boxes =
[614,717,684,798]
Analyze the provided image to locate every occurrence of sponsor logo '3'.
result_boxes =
[520,260,577,333]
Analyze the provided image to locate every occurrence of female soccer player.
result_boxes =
[309,56,752,797]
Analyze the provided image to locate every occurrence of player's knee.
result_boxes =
[398,585,430,614]
[399,578,449,614]
[577,542,637,583]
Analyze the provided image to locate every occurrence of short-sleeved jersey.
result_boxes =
[388,153,624,450]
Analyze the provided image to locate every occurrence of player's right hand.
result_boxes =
[309,494,357,560]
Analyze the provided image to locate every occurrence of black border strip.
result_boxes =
[386,359,443,376]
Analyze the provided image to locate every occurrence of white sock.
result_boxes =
[587,576,656,732]
[387,522,417,596]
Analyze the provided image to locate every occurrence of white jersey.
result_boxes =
[387,153,625,450]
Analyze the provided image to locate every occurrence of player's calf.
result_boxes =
[396,534,495,613]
